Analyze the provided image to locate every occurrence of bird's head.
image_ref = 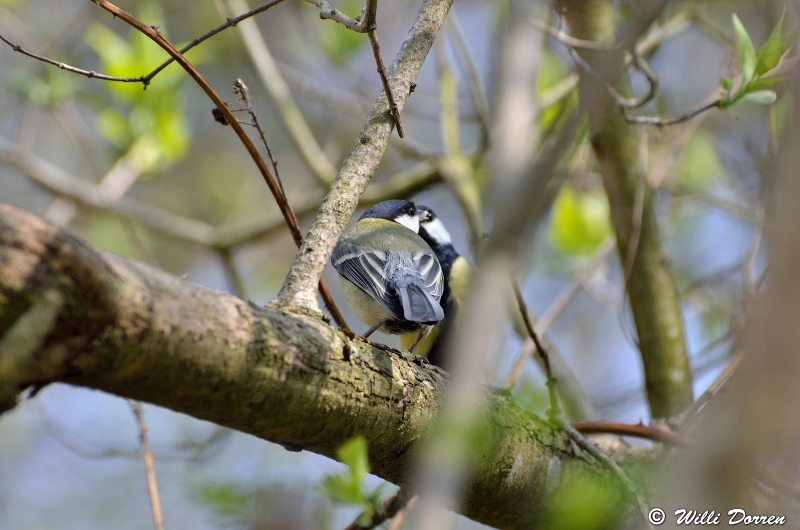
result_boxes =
[359,200,419,233]
[416,205,453,247]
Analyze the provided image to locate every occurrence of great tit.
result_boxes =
[331,200,445,354]
[404,205,473,366]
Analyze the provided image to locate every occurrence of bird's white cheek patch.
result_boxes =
[395,214,420,233]
[423,218,452,244]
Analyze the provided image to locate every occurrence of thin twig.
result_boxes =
[0,33,150,83]
[622,100,722,126]
[86,0,349,330]
[387,494,418,530]
[367,30,406,138]
[676,354,743,427]
[560,422,652,526]
[503,240,614,398]
[218,248,247,298]
[435,36,484,242]
[2,1,288,88]
[535,17,723,127]
[531,18,616,51]
[221,0,337,186]
[144,0,289,84]
[570,420,800,504]
[447,8,491,149]
[305,0,369,32]
[743,203,765,301]
[513,281,561,421]
[128,401,164,530]
[362,0,406,138]
[343,489,417,530]
[573,420,693,446]
[232,78,286,200]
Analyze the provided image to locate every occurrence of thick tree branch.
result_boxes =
[272,0,453,311]
[0,203,631,530]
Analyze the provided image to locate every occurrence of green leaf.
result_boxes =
[755,12,785,76]
[337,435,370,481]
[321,435,371,506]
[747,76,788,91]
[321,474,366,505]
[548,186,612,256]
[732,14,757,83]
[780,26,800,57]
[739,89,777,105]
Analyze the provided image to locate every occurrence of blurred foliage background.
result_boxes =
[0,0,789,528]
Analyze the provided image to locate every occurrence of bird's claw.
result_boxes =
[399,350,416,362]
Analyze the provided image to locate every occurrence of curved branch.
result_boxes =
[87,0,348,329]
[0,203,632,529]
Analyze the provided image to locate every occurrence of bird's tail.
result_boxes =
[398,282,444,324]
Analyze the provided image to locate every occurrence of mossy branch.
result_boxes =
[0,203,635,529]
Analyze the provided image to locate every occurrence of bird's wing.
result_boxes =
[332,245,405,320]
[411,250,444,300]
[333,244,445,323]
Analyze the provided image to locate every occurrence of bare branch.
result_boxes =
[537,13,723,127]
[128,401,165,530]
[304,0,368,32]
[87,0,349,329]
[2,1,289,88]
[447,8,491,148]
[221,0,338,186]
[368,29,406,138]
[513,281,561,421]
[0,33,149,83]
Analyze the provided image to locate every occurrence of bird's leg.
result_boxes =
[406,330,425,355]
[362,319,386,339]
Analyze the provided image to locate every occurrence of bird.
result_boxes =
[331,200,445,354]
[407,205,473,366]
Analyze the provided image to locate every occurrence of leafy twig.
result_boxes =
[343,489,417,530]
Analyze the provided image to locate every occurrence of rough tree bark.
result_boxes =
[0,203,634,530]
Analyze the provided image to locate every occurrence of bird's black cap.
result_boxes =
[359,200,417,222]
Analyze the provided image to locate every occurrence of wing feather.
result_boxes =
[333,242,444,324]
